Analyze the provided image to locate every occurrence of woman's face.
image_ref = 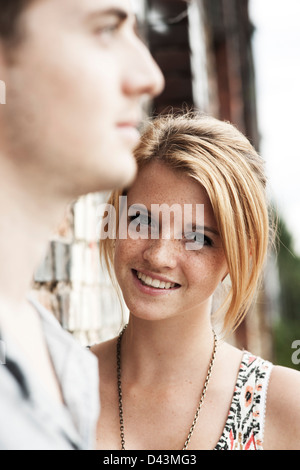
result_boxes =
[114,162,228,322]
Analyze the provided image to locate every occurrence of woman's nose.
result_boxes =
[142,239,178,270]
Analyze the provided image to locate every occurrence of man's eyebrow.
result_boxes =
[86,8,129,22]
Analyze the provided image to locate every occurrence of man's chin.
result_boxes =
[98,155,137,192]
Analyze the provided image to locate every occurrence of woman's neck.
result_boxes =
[120,314,217,387]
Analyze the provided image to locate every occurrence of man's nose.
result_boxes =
[122,36,165,99]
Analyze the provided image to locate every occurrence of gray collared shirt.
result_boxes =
[0,297,100,450]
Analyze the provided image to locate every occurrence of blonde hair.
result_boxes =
[100,113,274,334]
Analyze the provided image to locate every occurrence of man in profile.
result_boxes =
[0,0,164,449]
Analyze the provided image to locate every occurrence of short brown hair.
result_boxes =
[0,0,32,43]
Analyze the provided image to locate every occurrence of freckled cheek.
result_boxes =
[114,239,144,274]
[185,254,227,290]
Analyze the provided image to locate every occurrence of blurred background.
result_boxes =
[31,0,300,370]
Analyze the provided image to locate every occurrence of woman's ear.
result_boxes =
[221,273,228,283]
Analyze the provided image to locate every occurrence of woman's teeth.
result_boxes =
[136,271,177,289]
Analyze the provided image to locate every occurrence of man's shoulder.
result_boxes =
[29,295,86,355]
[28,295,100,420]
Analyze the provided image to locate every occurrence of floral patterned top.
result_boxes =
[215,352,273,450]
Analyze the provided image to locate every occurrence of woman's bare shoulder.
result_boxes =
[264,364,300,450]
[90,337,118,377]
[90,337,116,357]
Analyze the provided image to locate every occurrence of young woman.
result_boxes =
[91,113,300,450]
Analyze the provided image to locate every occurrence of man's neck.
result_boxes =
[0,153,70,319]
[0,154,72,404]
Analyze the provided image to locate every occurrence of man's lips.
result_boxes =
[116,123,140,144]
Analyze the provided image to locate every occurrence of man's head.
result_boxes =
[0,0,164,196]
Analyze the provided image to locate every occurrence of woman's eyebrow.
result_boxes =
[188,224,220,236]
[129,203,149,213]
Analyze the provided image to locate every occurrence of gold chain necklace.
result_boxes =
[116,324,218,450]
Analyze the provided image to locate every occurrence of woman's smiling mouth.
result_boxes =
[132,269,181,292]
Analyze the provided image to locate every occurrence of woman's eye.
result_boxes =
[141,215,152,226]
[128,214,155,231]
[205,235,213,246]
[128,214,151,225]
[127,213,157,239]
[185,233,213,247]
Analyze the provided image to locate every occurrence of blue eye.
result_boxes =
[185,233,213,248]
[204,235,213,246]
[128,214,152,226]
[140,215,152,226]
[128,213,157,233]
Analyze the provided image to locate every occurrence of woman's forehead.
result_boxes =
[126,162,217,225]
[129,162,203,199]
